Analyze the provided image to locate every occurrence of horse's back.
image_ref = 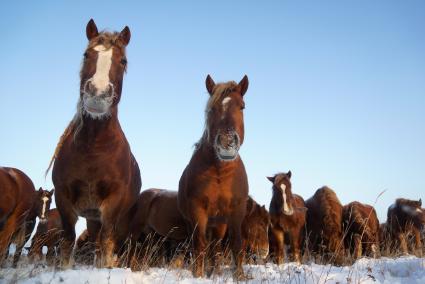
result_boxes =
[0,167,35,223]
[147,189,188,240]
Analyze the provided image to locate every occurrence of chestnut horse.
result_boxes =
[305,186,345,265]
[268,171,307,264]
[0,167,53,267]
[386,198,424,256]
[28,208,63,264]
[178,75,249,278]
[342,201,380,259]
[48,19,141,267]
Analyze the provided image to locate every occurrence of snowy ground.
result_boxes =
[0,256,424,284]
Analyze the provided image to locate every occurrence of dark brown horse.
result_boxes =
[386,198,424,256]
[178,75,249,278]
[28,208,63,264]
[128,189,189,270]
[238,196,270,263]
[49,19,141,267]
[342,201,380,259]
[0,167,54,267]
[268,171,307,264]
[305,186,345,265]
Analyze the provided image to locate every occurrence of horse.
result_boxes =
[386,198,424,256]
[0,167,54,267]
[48,19,141,268]
[28,208,63,265]
[237,196,270,263]
[268,171,307,264]
[342,201,380,259]
[305,186,345,265]
[177,75,249,279]
[128,188,189,270]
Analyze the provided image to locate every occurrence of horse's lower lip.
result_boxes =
[85,106,104,113]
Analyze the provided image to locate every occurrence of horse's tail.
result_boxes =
[44,120,75,178]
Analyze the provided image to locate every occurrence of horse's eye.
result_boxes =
[83,52,88,59]
[241,104,245,110]
[120,58,127,65]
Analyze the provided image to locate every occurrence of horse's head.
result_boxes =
[399,198,425,227]
[244,197,270,260]
[203,75,248,161]
[79,19,131,119]
[35,187,54,223]
[267,171,294,216]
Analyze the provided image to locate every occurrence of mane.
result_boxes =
[395,198,421,208]
[195,81,238,149]
[45,101,84,178]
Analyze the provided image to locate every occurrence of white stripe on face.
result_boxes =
[221,97,231,119]
[41,196,49,219]
[280,184,290,213]
[91,45,113,95]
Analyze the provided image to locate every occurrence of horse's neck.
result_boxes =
[76,112,123,145]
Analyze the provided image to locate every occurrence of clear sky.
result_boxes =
[1,1,424,235]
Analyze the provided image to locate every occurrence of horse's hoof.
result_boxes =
[233,269,251,281]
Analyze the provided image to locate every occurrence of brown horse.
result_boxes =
[386,198,424,256]
[49,19,141,267]
[268,171,307,264]
[305,186,345,265]
[178,75,249,278]
[238,196,270,263]
[342,201,380,259]
[128,188,189,270]
[28,208,63,264]
[0,167,54,267]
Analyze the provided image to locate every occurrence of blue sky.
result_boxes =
[1,1,424,234]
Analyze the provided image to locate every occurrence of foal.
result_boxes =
[268,171,306,264]
[178,75,250,279]
[49,19,141,267]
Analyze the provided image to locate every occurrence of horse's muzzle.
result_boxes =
[214,132,240,161]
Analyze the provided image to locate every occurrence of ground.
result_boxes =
[0,256,424,284]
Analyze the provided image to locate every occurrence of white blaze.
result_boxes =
[41,196,49,219]
[221,97,231,119]
[91,45,113,95]
[280,184,290,213]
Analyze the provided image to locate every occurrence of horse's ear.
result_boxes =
[38,187,43,192]
[238,75,249,96]
[287,170,292,179]
[206,75,215,95]
[86,19,99,40]
[50,189,55,196]
[419,198,422,207]
[267,176,275,183]
[119,26,131,46]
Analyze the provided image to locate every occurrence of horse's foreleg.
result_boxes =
[271,227,284,265]
[228,216,245,280]
[56,193,78,268]
[292,229,302,264]
[208,223,227,276]
[0,214,18,266]
[191,210,208,278]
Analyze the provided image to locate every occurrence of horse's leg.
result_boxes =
[291,229,302,264]
[56,192,78,268]
[228,215,245,280]
[353,233,362,259]
[398,232,408,255]
[191,209,208,278]
[208,223,227,276]
[271,227,284,265]
[12,224,28,267]
[98,201,122,268]
[413,228,422,257]
[0,214,18,266]
[86,219,100,266]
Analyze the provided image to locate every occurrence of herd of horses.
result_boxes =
[0,19,424,280]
